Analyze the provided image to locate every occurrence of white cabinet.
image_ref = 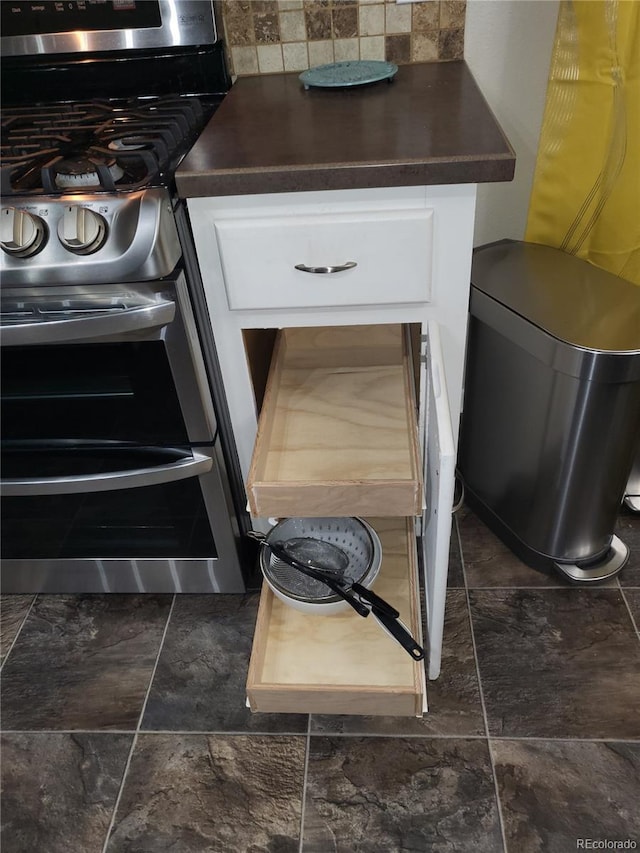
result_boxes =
[215,208,433,310]
[187,184,477,715]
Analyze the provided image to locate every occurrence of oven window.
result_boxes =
[1,339,220,560]
[1,342,189,445]
[1,478,217,559]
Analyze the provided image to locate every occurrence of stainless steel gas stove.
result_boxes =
[0,1,249,594]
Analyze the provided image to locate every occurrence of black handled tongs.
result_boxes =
[296,558,425,661]
[249,531,425,661]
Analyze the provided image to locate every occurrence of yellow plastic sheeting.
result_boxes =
[526,0,640,284]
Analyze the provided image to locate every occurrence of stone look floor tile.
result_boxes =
[302,737,503,853]
[492,739,640,853]
[617,509,640,586]
[458,507,564,588]
[0,595,34,664]
[141,593,308,733]
[106,734,305,853]
[311,590,484,736]
[0,595,172,730]
[470,588,640,739]
[622,589,640,637]
[1,732,132,853]
[2,507,638,852]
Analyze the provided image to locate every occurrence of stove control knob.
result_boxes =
[58,206,107,255]
[0,208,47,257]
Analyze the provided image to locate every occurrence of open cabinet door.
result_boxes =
[421,321,456,680]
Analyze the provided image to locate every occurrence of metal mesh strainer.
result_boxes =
[282,537,350,574]
[260,517,381,607]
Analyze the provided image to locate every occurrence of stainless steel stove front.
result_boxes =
[1,190,181,284]
[0,191,246,594]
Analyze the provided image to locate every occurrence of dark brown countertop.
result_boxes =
[176,61,515,198]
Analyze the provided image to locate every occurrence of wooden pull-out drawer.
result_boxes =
[214,208,432,311]
[246,518,426,717]
[247,324,423,518]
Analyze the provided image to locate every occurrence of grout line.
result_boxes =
[619,587,640,643]
[101,734,139,853]
[457,514,509,853]
[2,729,638,744]
[100,593,177,853]
[2,729,139,736]
[440,732,640,745]
[0,594,38,674]
[459,584,623,591]
[102,731,138,853]
[298,717,312,853]
[134,593,177,734]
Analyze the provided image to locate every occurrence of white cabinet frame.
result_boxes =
[188,183,477,691]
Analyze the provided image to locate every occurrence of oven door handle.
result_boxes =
[0,300,176,346]
[1,451,213,496]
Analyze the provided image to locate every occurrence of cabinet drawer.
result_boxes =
[214,209,433,311]
[246,517,426,716]
[247,324,423,518]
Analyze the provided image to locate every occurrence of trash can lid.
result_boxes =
[471,240,640,353]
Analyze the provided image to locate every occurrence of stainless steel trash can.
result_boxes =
[458,240,640,582]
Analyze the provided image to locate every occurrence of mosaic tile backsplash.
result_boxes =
[220,0,466,77]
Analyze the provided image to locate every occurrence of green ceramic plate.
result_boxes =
[299,60,398,90]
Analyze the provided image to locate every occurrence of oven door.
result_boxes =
[0,274,244,593]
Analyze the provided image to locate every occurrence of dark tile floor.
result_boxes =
[2,506,639,853]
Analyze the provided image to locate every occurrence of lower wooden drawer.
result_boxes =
[246,517,426,717]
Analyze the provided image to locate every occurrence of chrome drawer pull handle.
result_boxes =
[294,261,357,274]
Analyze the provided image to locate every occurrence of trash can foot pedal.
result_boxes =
[554,535,629,583]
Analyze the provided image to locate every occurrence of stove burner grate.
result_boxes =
[0,95,216,196]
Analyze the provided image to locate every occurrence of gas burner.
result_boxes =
[54,155,124,189]
[0,95,221,197]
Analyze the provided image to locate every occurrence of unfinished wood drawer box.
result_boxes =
[247,324,423,518]
[246,518,426,716]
